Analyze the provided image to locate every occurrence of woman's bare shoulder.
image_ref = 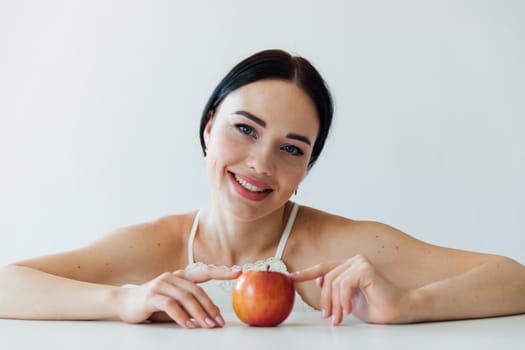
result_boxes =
[294,205,493,273]
[294,204,360,236]
[287,205,358,265]
[297,204,393,232]
[16,210,199,285]
[144,211,197,244]
[87,211,196,253]
[292,205,419,263]
[103,211,198,271]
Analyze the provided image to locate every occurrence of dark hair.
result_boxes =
[199,49,333,170]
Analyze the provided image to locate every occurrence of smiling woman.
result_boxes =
[203,79,319,218]
[199,50,333,171]
[1,49,525,329]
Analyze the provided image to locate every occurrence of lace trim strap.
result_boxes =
[187,210,200,265]
[274,202,299,260]
[187,202,299,265]
[186,258,316,312]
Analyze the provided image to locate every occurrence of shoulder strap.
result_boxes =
[187,210,200,265]
[274,202,299,260]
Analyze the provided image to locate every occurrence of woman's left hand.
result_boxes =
[290,255,416,325]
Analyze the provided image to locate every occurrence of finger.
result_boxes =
[150,294,195,329]
[316,275,324,288]
[331,276,343,326]
[289,261,342,282]
[168,284,218,329]
[323,262,352,324]
[319,271,333,319]
[323,259,361,318]
[175,266,242,283]
[335,255,377,320]
[154,276,221,328]
[340,278,353,316]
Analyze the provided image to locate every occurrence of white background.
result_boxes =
[1,0,524,265]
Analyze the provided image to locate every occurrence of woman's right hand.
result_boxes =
[118,266,241,329]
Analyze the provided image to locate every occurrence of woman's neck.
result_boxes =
[198,201,292,266]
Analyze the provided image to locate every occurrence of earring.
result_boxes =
[205,148,208,156]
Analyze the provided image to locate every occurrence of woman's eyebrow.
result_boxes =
[287,133,311,146]
[234,110,266,127]
[234,110,312,146]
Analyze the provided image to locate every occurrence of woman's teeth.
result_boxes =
[234,174,267,193]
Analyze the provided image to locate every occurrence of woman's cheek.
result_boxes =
[212,133,239,158]
[284,166,307,187]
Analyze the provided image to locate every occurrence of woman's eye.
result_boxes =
[236,124,256,137]
[282,145,304,156]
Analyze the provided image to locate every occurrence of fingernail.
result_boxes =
[231,266,242,272]
[186,320,195,329]
[205,317,215,327]
[331,315,337,326]
[321,309,328,319]
[215,316,225,327]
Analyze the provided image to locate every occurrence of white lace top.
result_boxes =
[185,202,315,312]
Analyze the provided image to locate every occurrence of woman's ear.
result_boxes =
[203,109,215,147]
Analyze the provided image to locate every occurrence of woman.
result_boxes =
[1,49,524,329]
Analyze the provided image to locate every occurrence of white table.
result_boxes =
[2,312,524,350]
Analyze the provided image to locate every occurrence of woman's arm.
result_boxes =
[0,264,121,320]
[411,255,525,322]
[0,263,240,328]
[0,217,240,327]
[0,222,161,320]
[291,215,525,324]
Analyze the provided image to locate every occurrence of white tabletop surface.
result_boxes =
[2,312,524,350]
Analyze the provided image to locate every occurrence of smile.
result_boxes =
[233,174,268,193]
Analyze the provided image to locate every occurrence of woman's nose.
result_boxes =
[246,146,275,176]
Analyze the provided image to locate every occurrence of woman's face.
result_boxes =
[204,79,319,221]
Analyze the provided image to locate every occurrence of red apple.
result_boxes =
[232,269,295,326]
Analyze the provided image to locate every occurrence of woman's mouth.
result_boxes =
[233,173,270,193]
[228,171,273,201]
